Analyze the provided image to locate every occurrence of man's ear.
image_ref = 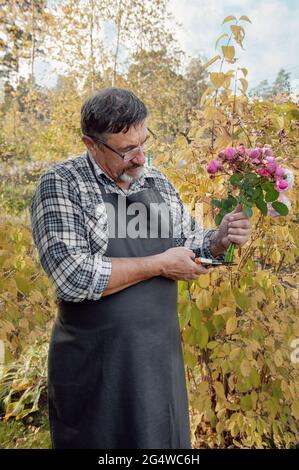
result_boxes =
[82,135,96,153]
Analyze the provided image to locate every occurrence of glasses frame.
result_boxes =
[86,127,157,161]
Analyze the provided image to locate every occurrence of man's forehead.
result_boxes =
[107,122,147,145]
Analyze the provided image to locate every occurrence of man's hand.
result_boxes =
[210,204,252,257]
[157,247,209,281]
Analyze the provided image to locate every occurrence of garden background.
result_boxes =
[0,0,298,449]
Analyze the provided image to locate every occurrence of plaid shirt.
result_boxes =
[30,151,224,302]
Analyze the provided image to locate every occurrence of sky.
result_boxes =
[169,0,299,94]
[34,0,299,95]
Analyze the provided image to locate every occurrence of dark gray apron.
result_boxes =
[47,155,191,449]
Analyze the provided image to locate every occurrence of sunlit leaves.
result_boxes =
[222,15,237,25]
[222,45,235,63]
[204,55,221,69]
[210,72,226,88]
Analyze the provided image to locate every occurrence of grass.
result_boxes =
[0,413,51,449]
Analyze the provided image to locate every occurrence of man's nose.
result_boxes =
[131,150,146,165]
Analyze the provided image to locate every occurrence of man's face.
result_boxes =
[91,120,148,185]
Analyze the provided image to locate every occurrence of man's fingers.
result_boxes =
[228,219,251,228]
[228,212,250,222]
[182,247,195,258]
[232,203,243,213]
[194,260,209,273]
[227,234,249,244]
[228,227,251,235]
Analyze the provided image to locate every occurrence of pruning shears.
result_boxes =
[193,256,238,268]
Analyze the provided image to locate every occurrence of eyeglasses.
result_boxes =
[86,127,157,162]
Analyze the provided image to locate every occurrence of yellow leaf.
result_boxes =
[233,288,250,310]
[274,350,283,367]
[226,315,238,335]
[239,15,252,23]
[210,72,226,88]
[222,45,235,62]
[204,55,221,69]
[291,400,299,420]
[229,347,240,361]
[200,87,214,106]
[222,15,236,24]
[214,131,232,150]
[214,306,234,316]
[239,78,248,93]
[214,381,226,401]
[240,359,251,377]
[196,324,209,349]
[240,67,248,77]
[203,106,224,121]
[197,274,210,288]
[196,289,212,309]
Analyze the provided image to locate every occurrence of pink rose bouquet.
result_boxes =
[207,144,293,262]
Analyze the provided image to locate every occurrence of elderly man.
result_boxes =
[30,87,251,449]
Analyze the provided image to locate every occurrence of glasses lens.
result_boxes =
[123,147,142,162]
[123,138,155,161]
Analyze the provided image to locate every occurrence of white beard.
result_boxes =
[119,166,145,184]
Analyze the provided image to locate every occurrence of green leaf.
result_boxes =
[261,180,273,192]
[265,186,279,202]
[243,206,253,218]
[225,195,238,208]
[255,197,268,215]
[271,201,289,216]
[229,195,238,205]
[212,198,223,209]
[252,187,262,200]
[215,212,224,226]
[250,368,261,388]
[230,173,243,186]
[240,394,252,411]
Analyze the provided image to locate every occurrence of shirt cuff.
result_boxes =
[88,255,112,300]
[201,229,226,261]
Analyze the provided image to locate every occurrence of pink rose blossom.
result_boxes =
[275,166,284,177]
[266,157,277,174]
[263,147,273,157]
[207,160,223,174]
[275,177,288,191]
[257,167,271,177]
[281,168,294,191]
[248,148,262,160]
[237,145,246,156]
[223,147,237,160]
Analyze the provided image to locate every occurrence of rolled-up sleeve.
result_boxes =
[30,171,112,302]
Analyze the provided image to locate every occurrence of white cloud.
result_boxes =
[169,0,299,91]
